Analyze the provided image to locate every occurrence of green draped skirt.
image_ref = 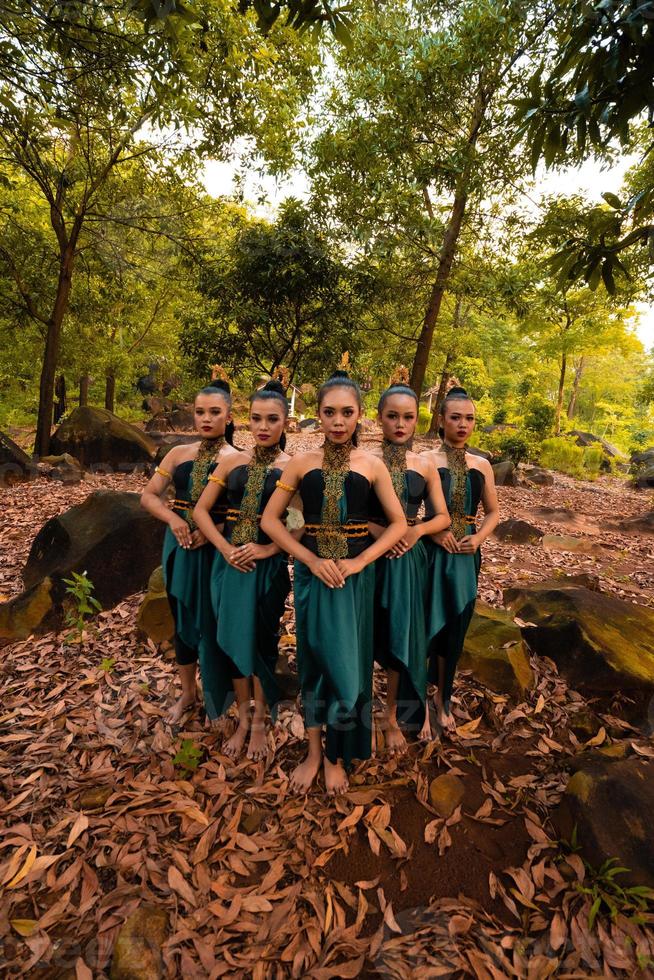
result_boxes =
[162,527,215,651]
[294,559,375,768]
[374,541,428,731]
[423,536,481,710]
[199,552,290,721]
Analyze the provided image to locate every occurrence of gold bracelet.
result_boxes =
[155,465,171,479]
[208,475,227,487]
[276,479,297,493]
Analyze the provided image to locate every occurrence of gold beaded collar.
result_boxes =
[182,436,226,531]
[443,442,469,539]
[317,438,353,560]
[382,437,410,510]
[231,444,281,545]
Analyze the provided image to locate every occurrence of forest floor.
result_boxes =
[1,431,654,977]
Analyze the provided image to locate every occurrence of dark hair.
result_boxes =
[438,385,474,440]
[377,384,418,414]
[250,379,289,451]
[318,370,362,446]
[196,379,235,445]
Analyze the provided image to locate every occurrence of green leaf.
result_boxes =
[601,259,615,294]
[601,192,622,210]
[588,896,602,931]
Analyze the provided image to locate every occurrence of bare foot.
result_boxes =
[223,722,249,760]
[289,751,322,794]
[166,693,195,725]
[247,722,269,762]
[435,695,456,733]
[418,713,432,742]
[385,718,407,755]
[324,757,349,796]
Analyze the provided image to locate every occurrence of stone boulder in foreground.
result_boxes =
[553,755,654,889]
[460,602,534,698]
[23,490,165,612]
[504,578,654,720]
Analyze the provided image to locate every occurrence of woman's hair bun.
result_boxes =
[262,379,287,396]
[446,385,468,397]
[330,369,350,379]
[208,378,231,394]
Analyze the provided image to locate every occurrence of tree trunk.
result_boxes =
[53,374,67,424]
[79,375,90,407]
[555,352,567,435]
[409,83,489,397]
[34,246,76,456]
[567,356,585,419]
[105,370,115,413]
[427,349,455,437]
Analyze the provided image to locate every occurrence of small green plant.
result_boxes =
[100,657,115,673]
[173,738,203,774]
[497,431,533,465]
[578,858,654,930]
[63,570,101,646]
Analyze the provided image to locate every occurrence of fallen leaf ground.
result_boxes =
[1,433,654,977]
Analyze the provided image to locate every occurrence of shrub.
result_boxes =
[492,406,508,424]
[497,432,532,464]
[524,397,555,438]
[583,444,604,478]
[417,403,433,434]
[540,438,584,477]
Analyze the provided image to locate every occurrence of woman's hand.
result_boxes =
[432,529,459,554]
[457,533,480,554]
[309,557,346,588]
[335,556,365,580]
[224,541,266,572]
[189,529,207,549]
[169,514,192,550]
[387,524,423,557]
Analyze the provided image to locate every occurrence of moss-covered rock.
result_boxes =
[0,430,33,486]
[504,580,654,720]
[542,534,603,555]
[51,406,156,470]
[24,491,165,613]
[137,566,174,645]
[460,602,534,697]
[429,774,465,818]
[0,578,54,641]
[553,756,654,889]
[493,519,543,544]
[110,905,168,980]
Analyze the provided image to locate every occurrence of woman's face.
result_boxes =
[439,399,476,446]
[250,398,286,447]
[194,393,231,438]
[378,392,418,444]
[318,386,361,444]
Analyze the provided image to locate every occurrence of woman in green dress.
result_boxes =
[368,368,450,752]
[261,368,407,796]
[419,386,499,738]
[140,379,239,723]
[193,379,292,761]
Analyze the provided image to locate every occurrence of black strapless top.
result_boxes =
[300,468,372,558]
[369,469,427,523]
[172,459,226,522]
[424,467,485,520]
[223,464,282,545]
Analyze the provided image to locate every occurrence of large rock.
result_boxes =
[0,578,54,641]
[631,447,654,466]
[553,756,654,889]
[610,511,654,534]
[504,579,654,718]
[492,460,517,486]
[570,429,622,458]
[137,567,174,645]
[153,434,198,467]
[467,446,492,462]
[633,464,654,490]
[460,603,534,698]
[50,406,156,470]
[523,465,554,487]
[110,905,168,980]
[38,453,83,485]
[528,506,599,534]
[23,491,165,612]
[0,431,34,486]
[541,534,603,556]
[299,418,319,431]
[429,774,465,818]
[494,519,543,545]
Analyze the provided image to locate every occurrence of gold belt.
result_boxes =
[303,522,369,539]
[225,508,262,522]
[172,499,226,514]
